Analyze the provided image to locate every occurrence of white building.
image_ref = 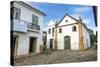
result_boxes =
[11,1,46,58]
[47,14,91,50]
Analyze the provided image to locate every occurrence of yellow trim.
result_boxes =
[78,22,84,49]
[54,27,58,49]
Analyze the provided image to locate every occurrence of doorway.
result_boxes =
[29,37,37,53]
[64,36,70,49]
[50,39,53,49]
[11,35,19,57]
[11,33,19,65]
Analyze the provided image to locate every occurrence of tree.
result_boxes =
[90,34,97,45]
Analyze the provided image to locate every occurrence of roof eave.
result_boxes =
[12,1,46,16]
[57,13,78,26]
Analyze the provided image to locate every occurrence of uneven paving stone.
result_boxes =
[15,47,97,66]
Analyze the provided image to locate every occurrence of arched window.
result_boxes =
[59,28,62,33]
[48,28,51,34]
[52,28,54,33]
[72,26,76,31]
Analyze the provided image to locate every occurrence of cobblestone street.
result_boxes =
[15,46,97,66]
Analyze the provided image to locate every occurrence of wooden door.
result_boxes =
[64,36,70,49]
[29,37,36,53]
[50,39,53,49]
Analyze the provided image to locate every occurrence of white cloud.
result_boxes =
[43,20,56,31]
[83,18,90,25]
[71,14,80,19]
[82,18,92,29]
[71,14,90,26]
[48,20,56,26]
[73,7,91,12]
[82,18,96,34]
[43,26,47,31]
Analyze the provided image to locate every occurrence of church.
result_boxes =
[47,13,91,50]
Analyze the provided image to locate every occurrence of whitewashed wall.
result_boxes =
[57,15,79,50]
[27,32,43,53]
[13,2,44,55]
[15,31,43,56]
[82,25,91,49]
[14,2,44,36]
[17,33,29,55]
[47,25,55,49]
[57,24,79,50]
[14,2,43,25]
[46,20,56,49]
[70,24,79,50]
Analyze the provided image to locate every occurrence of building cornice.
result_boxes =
[11,1,46,16]
[57,22,79,28]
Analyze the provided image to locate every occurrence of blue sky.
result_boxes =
[27,2,96,33]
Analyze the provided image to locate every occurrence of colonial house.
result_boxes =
[10,1,46,59]
[47,13,91,50]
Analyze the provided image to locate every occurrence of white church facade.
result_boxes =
[47,13,91,50]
